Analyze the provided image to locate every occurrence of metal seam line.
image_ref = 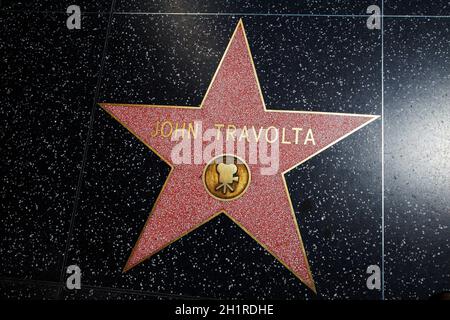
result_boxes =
[55,0,117,299]
[381,0,386,301]
[1,9,450,18]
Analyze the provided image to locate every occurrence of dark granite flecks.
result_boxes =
[98,15,235,106]
[115,0,381,15]
[0,0,113,13]
[0,12,108,281]
[384,18,450,300]
[384,1,450,16]
[0,280,59,299]
[287,122,381,300]
[61,286,172,300]
[99,15,381,114]
[245,17,381,114]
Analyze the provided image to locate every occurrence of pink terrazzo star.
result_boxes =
[100,20,378,292]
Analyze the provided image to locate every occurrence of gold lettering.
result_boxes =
[155,121,315,146]
[265,126,278,143]
[174,121,186,138]
[239,125,250,142]
[151,121,160,137]
[188,122,198,139]
[161,121,173,138]
[281,127,291,144]
[214,123,224,139]
[304,128,316,145]
[252,126,264,142]
[226,124,236,141]
[292,127,303,145]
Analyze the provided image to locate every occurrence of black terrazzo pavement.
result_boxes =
[0,1,448,300]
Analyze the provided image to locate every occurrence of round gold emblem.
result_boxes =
[202,154,251,201]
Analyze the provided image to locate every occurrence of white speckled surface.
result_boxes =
[1,0,449,300]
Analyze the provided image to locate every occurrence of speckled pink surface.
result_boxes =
[101,21,378,291]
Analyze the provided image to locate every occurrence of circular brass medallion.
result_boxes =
[202,154,251,201]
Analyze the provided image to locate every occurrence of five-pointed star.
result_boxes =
[100,20,378,292]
